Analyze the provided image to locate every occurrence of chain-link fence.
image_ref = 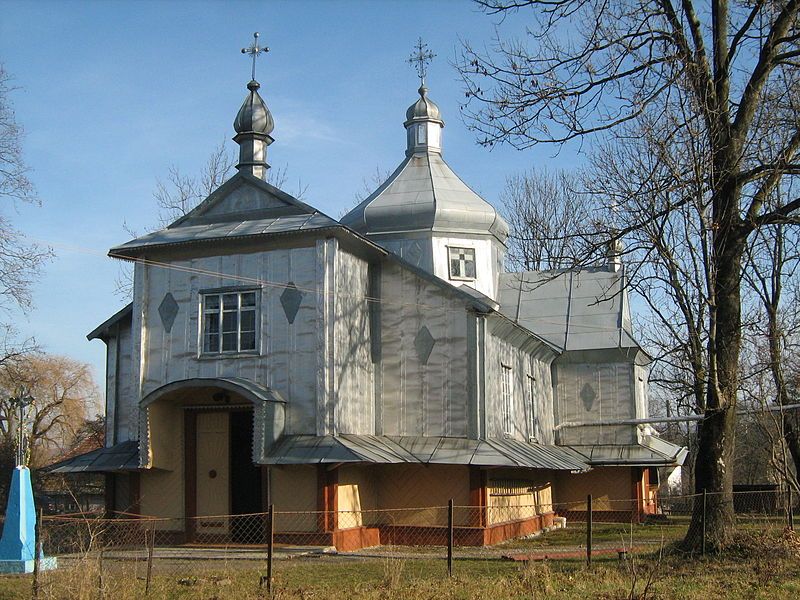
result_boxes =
[12,489,798,598]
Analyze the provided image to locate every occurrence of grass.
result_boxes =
[1,528,798,599]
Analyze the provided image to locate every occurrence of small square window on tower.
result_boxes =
[448,246,476,280]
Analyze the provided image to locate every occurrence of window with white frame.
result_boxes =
[501,365,513,435]
[448,247,476,280]
[201,290,258,354]
[527,374,537,440]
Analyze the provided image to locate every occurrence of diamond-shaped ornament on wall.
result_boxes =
[414,325,436,365]
[158,292,179,333]
[280,282,304,324]
[580,382,597,412]
[406,241,423,267]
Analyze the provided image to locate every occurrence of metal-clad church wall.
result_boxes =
[134,245,319,436]
[378,261,470,437]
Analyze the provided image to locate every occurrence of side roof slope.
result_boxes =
[498,268,640,352]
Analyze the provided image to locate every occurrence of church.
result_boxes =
[52,40,686,550]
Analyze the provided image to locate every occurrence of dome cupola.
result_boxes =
[404,84,444,156]
[234,80,275,136]
[233,33,274,180]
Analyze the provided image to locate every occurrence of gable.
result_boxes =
[110,172,341,258]
[170,171,314,227]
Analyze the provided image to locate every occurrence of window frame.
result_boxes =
[527,374,537,441]
[447,246,477,281]
[501,364,514,436]
[198,287,260,356]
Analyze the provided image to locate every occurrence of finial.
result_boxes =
[241,32,269,82]
[407,38,435,86]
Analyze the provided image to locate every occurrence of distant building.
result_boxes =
[55,58,685,549]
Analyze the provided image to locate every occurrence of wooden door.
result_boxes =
[195,411,230,536]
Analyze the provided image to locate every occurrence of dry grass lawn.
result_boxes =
[0,528,798,599]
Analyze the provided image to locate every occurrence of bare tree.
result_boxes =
[458,1,800,550]
[0,64,51,313]
[115,143,296,297]
[499,168,600,270]
[741,217,800,489]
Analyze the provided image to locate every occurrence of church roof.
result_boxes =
[109,172,340,258]
[264,434,589,472]
[341,83,508,242]
[341,152,508,240]
[498,268,640,352]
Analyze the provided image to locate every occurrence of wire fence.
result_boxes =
[10,489,798,598]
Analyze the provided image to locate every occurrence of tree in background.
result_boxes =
[459,1,800,550]
[0,353,101,467]
[115,142,295,297]
[0,64,51,314]
[499,168,600,271]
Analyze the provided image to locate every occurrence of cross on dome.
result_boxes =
[241,32,269,82]
[407,38,435,85]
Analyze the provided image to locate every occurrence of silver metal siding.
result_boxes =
[378,261,469,437]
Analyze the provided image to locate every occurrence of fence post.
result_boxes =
[447,499,454,578]
[586,494,593,566]
[145,521,155,595]
[31,508,42,599]
[701,489,707,557]
[260,504,274,595]
[788,487,794,531]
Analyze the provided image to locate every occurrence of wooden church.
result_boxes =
[52,41,686,550]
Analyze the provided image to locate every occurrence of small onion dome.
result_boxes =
[234,80,274,135]
[405,85,443,125]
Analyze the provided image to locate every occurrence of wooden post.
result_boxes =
[261,504,274,595]
[701,489,707,557]
[447,499,454,578]
[788,487,794,531]
[145,521,155,595]
[31,508,42,599]
[586,494,593,567]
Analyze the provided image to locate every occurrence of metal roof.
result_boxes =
[567,437,687,467]
[265,435,589,472]
[109,172,341,258]
[341,152,508,241]
[45,440,140,474]
[87,303,132,341]
[498,268,640,352]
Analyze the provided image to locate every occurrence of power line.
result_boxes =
[32,235,632,334]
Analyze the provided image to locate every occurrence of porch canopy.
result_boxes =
[45,440,140,474]
[264,434,590,472]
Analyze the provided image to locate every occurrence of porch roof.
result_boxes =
[45,440,140,474]
[567,436,688,467]
[264,435,589,472]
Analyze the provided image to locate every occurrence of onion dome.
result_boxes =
[233,79,274,180]
[234,80,274,135]
[405,85,442,125]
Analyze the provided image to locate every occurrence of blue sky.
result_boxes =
[1,0,575,392]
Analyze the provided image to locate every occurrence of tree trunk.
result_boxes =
[681,177,743,552]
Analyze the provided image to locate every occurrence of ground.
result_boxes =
[1,524,798,599]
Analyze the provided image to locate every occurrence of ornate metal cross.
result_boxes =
[8,387,34,467]
[408,38,436,86]
[241,32,269,82]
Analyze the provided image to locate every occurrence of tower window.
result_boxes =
[201,290,258,354]
[448,247,476,280]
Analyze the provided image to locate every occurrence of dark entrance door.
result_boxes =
[229,409,263,543]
